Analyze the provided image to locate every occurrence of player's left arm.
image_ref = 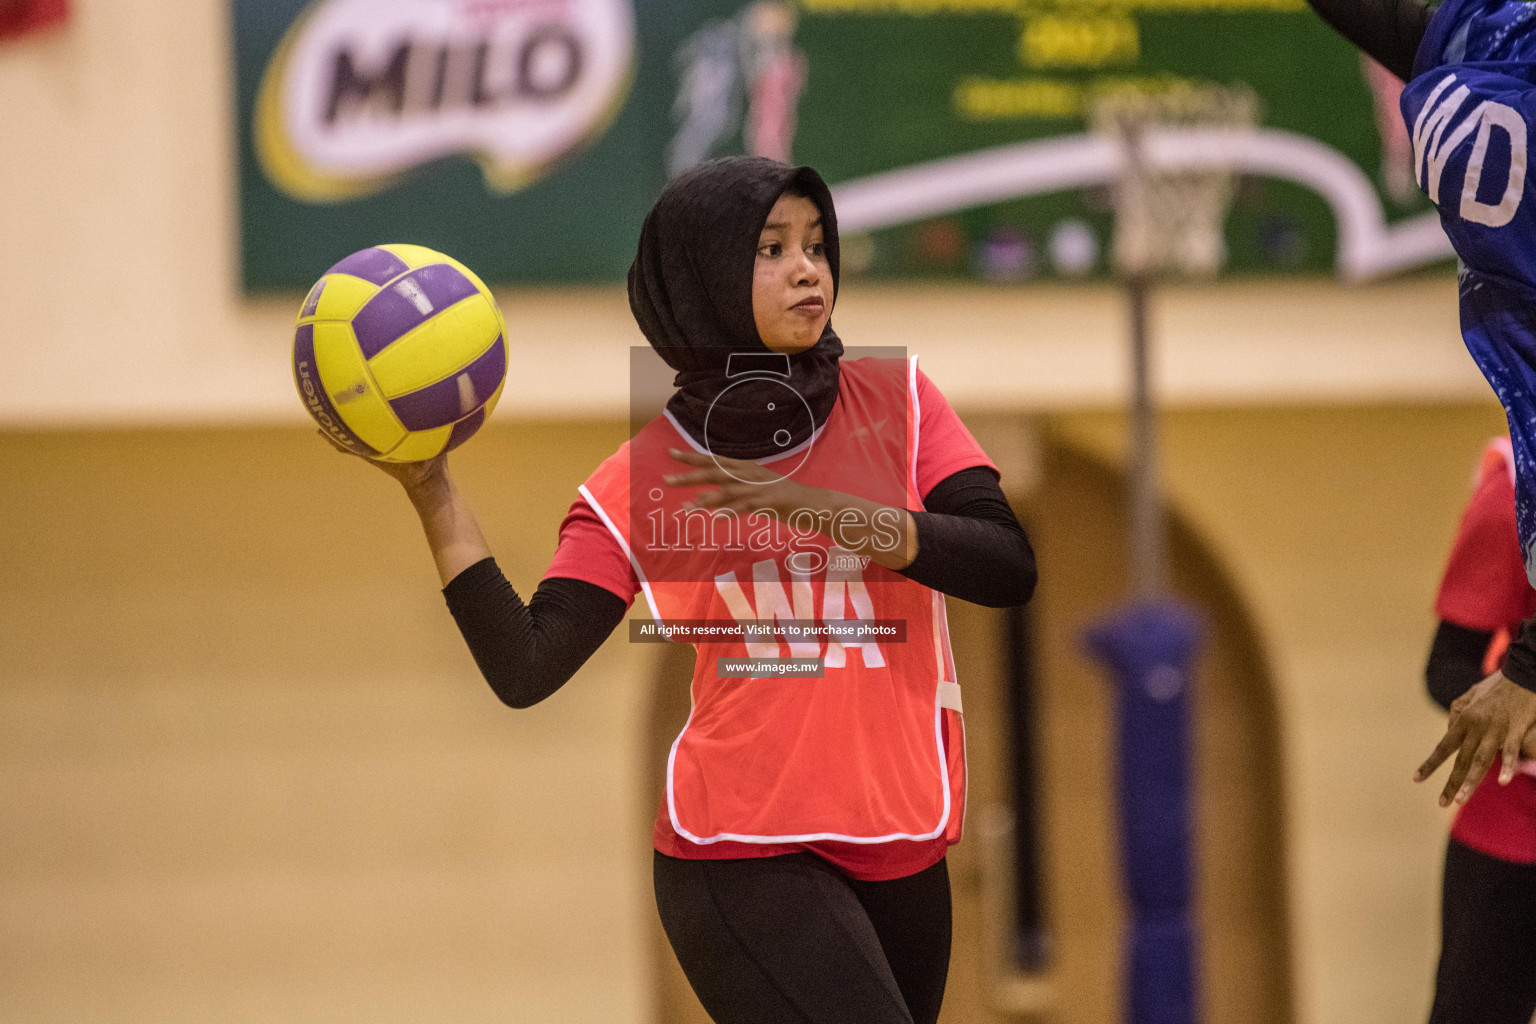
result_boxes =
[899,467,1038,609]
[383,454,494,587]
[664,452,1037,606]
[1417,641,1536,802]
[899,368,1037,607]
[1425,620,1495,711]
[314,432,491,586]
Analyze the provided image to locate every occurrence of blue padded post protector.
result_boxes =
[1084,599,1206,1024]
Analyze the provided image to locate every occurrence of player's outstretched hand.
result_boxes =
[376,453,449,495]
[314,429,449,494]
[1416,671,1536,804]
[314,429,487,585]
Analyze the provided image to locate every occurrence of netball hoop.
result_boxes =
[1091,84,1257,596]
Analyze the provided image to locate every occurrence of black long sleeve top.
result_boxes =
[443,466,1037,709]
[1425,620,1495,711]
[1304,0,1438,80]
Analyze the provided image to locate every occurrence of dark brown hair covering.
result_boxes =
[628,156,843,459]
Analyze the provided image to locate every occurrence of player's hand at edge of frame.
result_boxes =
[1521,721,1536,763]
[1416,670,1536,804]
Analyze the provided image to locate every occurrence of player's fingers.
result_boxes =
[705,498,772,520]
[1416,724,1464,782]
[687,490,764,514]
[1500,740,1520,785]
[1466,730,1505,801]
[1440,735,1478,806]
[729,496,773,517]
[315,429,352,456]
[1500,723,1525,785]
[1452,730,1501,805]
[1500,705,1536,783]
[664,469,719,488]
[677,448,782,483]
[667,448,711,466]
[705,452,761,474]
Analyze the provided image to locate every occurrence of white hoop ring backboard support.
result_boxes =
[828,127,1452,282]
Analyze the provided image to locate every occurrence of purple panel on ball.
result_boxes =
[292,324,378,456]
[351,263,481,359]
[299,278,325,318]
[445,407,487,453]
[325,247,409,285]
[387,336,506,431]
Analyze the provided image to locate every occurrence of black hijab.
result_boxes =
[628,156,842,460]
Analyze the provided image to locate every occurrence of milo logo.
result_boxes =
[256,0,635,202]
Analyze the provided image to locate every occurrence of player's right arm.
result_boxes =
[442,561,630,709]
[340,441,633,708]
[385,454,494,587]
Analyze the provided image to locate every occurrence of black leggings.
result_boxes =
[1428,838,1536,1024]
[653,851,952,1024]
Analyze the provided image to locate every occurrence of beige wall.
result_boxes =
[0,422,659,1023]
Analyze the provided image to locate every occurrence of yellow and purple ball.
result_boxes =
[292,244,508,463]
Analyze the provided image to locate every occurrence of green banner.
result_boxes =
[235,0,1449,291]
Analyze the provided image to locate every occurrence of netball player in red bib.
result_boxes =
[1423,438,1536,1024]
[352,157,1037,1024]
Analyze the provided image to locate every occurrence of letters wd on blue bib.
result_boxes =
[1406,0,1536,585]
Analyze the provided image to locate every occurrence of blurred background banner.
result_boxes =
[234,0,669,289]
[235,0,1450,290]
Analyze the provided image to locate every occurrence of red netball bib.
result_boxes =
[581,355,966,845]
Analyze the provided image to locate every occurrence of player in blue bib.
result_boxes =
[1308,1,1536,1020]
[1310,0,1536,789]
[1402,1,1536,583]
